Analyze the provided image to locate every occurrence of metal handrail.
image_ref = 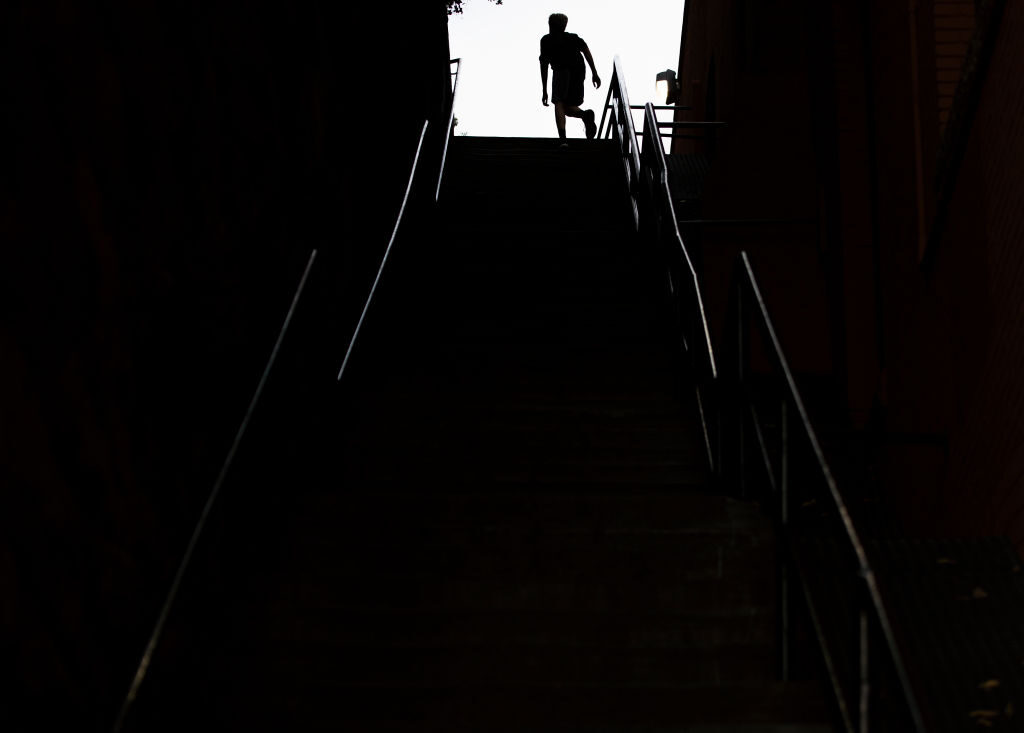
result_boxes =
[113,248,318,732]
[636,120,727,146]
[435,58,461,203]
[729,251,925,732]
[598,57,643,227]
[338,120,429,380]
[599,62,718,470]
[600,104,691,135]
[342,53,460,378]
[640,102,718,469]
[656,120,727,128]
[600,104,693,142]
[114,56,459,730]
[115,120,432,729]
[638,104,693,111]
[597,57,921,733]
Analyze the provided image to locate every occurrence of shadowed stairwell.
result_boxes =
[119,135,833,732]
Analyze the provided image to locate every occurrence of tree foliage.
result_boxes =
[447,0,503,15]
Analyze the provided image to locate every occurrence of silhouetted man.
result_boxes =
[540,13,601,147]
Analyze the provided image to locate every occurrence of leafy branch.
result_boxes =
[447,0,503,15]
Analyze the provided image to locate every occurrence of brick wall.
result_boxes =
[0,2,452,727]
[934,1,976,130]
[674,0,1024,556]
[928,0,1024,549]
[675,0,833,386]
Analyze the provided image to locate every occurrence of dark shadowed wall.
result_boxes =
[674,0,1024,553]
[900,1,1024,546]
[0,2,452,728]
[674,0,837,411]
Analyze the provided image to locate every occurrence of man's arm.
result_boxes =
[540,56,549,106]
[581,42,601,88]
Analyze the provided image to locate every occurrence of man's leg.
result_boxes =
[554,102,568,140]
[564,105,596,139]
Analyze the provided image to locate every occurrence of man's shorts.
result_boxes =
[551,67,584,107]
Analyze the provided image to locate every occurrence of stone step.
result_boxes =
[451,135,620,154]
[288,490,761,531]
[408,277,666,304]
[342,459,713,487]
[348,393,690,416]
[278,535,773,588]
[283,491,769,540]
[130,681,832,732]
[236,608,776,651]
[340,435,706,468]
[200,642,775,689]
[254,575,772,616]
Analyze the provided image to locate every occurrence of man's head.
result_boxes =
[548,13,568,33]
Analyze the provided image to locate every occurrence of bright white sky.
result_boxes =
[449,0,686,138]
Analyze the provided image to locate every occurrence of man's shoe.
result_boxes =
[559,141,569,149]
[584,110,597,139]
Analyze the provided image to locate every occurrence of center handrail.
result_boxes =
[598,59,718,471]
[436,58,462,203]
[113,247,318,732]
[640,101,718,469]
[338,120,429,381]
[730,251,926,731]
[115,52,464,729]
[599,57,643,227]
[641,102,717,378]
[341,55,461,379]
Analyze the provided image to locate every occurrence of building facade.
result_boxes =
[674,0,1023,547]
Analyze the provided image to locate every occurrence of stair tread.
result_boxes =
[218,607,775,647]
[289,490,765,524]
[133,681,831,730]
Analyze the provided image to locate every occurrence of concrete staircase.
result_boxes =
[122,137,834,732]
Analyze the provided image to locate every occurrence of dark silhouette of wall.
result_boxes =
[0,2,452,728]
[674,0,1024,553]
[897,1,1024,545]
[673,0,838,411]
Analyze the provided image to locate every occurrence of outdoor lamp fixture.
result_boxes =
[656,69,679,104]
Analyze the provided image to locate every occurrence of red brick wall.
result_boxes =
[676,0,1024,555]
[675,0,834,385]
[864,0,953,526]
[934,1,976,130]
[927,0,1024,549]
[0,1,452,726]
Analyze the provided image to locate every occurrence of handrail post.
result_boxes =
[736,277,746,499]
[859,606,871,733]
[781,399,789,524]
[597,64,615,138]
[780,562,791,682]
[779,397,790,681]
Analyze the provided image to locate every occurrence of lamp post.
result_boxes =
[656,69,679,105]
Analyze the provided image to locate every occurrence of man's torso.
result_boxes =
[540,32,585,72]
